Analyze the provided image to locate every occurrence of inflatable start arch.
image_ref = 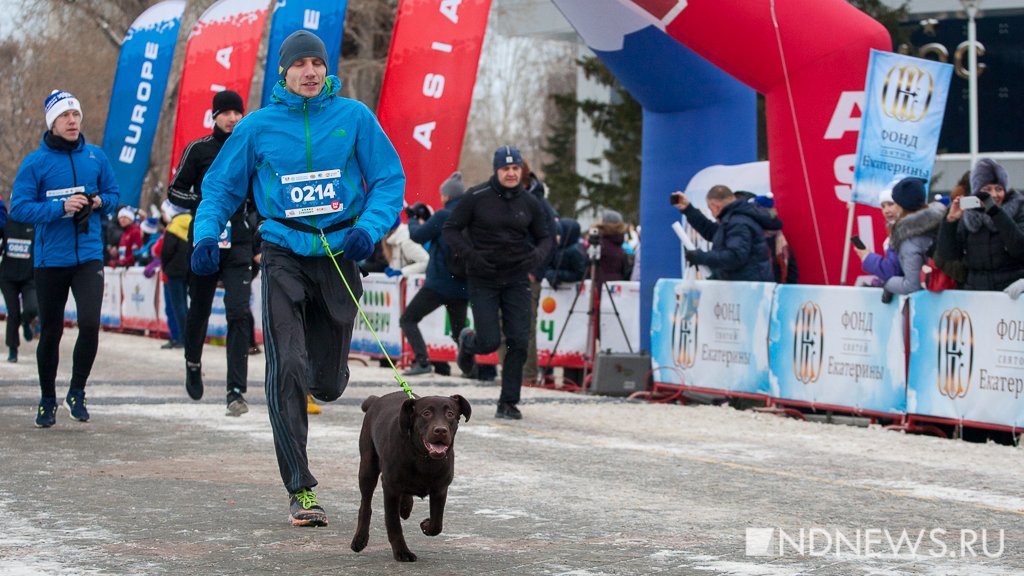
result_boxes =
[553,0,890,349]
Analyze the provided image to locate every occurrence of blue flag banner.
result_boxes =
[101,0,185,208]
[851,49,953,206]
[260,0,348,109]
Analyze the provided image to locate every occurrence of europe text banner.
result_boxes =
[768,285,906,414]
[650,279,773,395]
[101,0,185,208]
[908,291,1024,429]
[169,0,269,180]
[378,0,491,210]
[851,50,953,206]
[260,0,347,109]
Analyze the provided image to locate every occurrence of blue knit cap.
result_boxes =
[493,145,523,171]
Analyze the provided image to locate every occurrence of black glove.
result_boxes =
[976,191,1000,215]
[684,249,701,266]
[468,251,497,276]
[73,193,95,235]
[881,289,894,304]
[544,270,560,289]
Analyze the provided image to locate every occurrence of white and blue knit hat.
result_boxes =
[44,90,82,130]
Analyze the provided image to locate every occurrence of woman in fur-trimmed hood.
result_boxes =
[936,157,1024,291]
[591,209,632,288]
[882,178,945,295]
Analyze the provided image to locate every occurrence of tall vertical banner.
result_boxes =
[851,50,953,206]
[260,0,348,109]
[101,0,186,208]
[377,0,491,210]
[169,0,269,180]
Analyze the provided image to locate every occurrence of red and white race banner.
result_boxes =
[378,0,491,210]
[168,0,268,180]
[121,268,161,332]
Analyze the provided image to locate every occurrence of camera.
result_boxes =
[587,227,601,262]
[403,202,432,222]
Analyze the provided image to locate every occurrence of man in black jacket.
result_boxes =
[443,146,554,419]
[168,90,255,416]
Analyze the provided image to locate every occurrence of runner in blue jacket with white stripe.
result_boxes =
[11,90,119,428]
[192,31,405,527]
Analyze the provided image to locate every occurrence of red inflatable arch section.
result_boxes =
[636,0,890,284]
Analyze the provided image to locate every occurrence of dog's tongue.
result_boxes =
[426,441,449,457]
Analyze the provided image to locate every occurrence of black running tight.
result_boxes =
[34,261,104,399]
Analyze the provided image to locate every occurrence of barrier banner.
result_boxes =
[206,286,228,338]
[851,50,953,206]
[121,268,161,332]
[377,0,491,210]
[260,0,347,109]
[768,285,906,414]
[650,279,772,395]
[101,0,185,207]
[908,291,1024,429]
[169,0,268,180]
[599,281,640,354]
[352,273,403,357]
[99,269,122,328]
[251,273,264,343]
[403,274,458,361]
[537,280,590,369]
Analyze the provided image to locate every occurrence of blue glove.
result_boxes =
[384,266,403,277]
[340,228,374,261]
[191,238,220,276]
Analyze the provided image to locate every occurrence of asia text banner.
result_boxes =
[377,0,491,210]
[768,285,906,414]
[600,281,640,354]
[102,0,185,208]
[169,0,268,180]
[908,290,1024,429]
[260,0,347,109]
[650,279,773,395]
[537,280,590,369]
[851,50,953,206]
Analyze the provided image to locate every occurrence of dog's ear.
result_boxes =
[400,398,417,434]
[451,394,471,422]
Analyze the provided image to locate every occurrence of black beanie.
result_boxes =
[212,90,244,118]
[891,177,927,212]
[278,30,329,78]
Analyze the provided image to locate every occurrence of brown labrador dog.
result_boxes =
[350,392,471,562]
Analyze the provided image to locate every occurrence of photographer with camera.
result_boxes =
[671,186,774,282]
[444,146,554,419]
[11,89,119,427]
[936,157,1024,292]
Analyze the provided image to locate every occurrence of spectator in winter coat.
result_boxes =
[111,206,142,267]
[590,210,632,292]
[399,172,469,376]
[671,185,775,282]
[855,187,902,285]
[734,192,798,284]
[159,200,192,349]
[936,157,1024,291]
[879,178,945,295]
[544,218,586,289]
[382,222,429,278]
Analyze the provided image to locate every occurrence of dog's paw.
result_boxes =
[420,518,442,536]
[393,547,418,562]
[350,533,368,553]
[400,494,413,520]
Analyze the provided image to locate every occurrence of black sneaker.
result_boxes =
[35,397,57,428]
[186,362,203,400]
[248,345,262,355]
[289,488,328,527]
[7,347,16,363]
[160,340,178,349]
[226,390,248,417]
[495,402,522,420]
[433,362,451,376]
[402,362,432,376]
[456,329,477,375]
[66,389,90,422]
[22,322,33,342]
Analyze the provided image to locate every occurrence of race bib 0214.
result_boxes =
[281,169,345,219]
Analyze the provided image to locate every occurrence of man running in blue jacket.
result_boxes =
[191,31,405,527]
[11,90,119,428]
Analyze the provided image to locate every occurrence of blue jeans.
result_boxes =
[164,278,188,343]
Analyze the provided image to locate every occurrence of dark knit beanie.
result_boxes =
[278,30,329,78]
[440,172,465,199]
[212,90,244,118]
[970,157,1009,194]
[493,145,523,171]
[891,177,927,211]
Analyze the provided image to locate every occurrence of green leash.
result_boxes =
[319,231,415,400]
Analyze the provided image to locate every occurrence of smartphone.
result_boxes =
[850,236,867,250]
[959,195,982,210]
[670,193,682,206]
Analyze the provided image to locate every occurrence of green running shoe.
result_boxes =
[289,488,328,527]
